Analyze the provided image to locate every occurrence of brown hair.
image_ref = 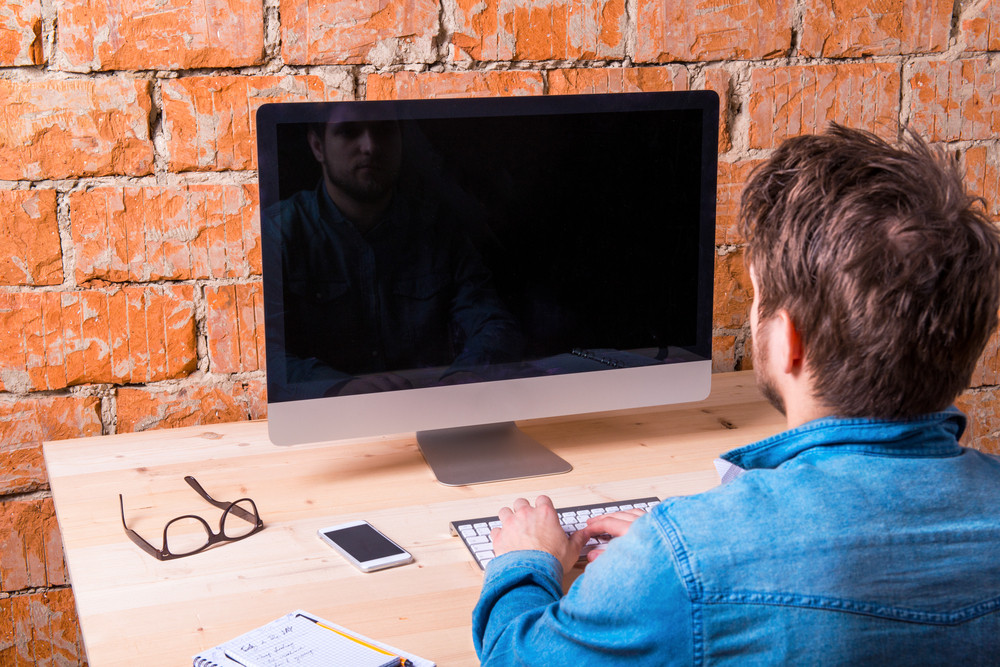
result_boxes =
[739,124,1000,419]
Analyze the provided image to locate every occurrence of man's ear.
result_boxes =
[306,129,325,165]
[775,309,805,375]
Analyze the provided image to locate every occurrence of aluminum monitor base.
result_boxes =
[416,422,572,486]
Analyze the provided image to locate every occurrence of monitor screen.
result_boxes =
[257,91,718,485]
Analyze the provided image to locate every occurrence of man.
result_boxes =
[269,115,522,398]
[473,125,1000,664]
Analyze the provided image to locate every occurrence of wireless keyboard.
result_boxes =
[449,497,660,570]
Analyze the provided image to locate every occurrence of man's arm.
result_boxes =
[473,497,695,665]
[444,237,523,374]
[491,496,593,572]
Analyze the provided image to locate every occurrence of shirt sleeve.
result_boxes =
[445,235,524,371]
[472,511,695,666]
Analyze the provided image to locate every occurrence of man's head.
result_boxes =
[307,120,403,208]
[739,124,1000,420]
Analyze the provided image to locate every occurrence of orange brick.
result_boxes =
[739,336,755,371]
[714,248,751,329]
[117,382,266,433]
[205,283,266,373]
[244,377,268,420]
[716,159,764,246]
[0,0,42,66]
[963,145,1000,221]
[906,58,1000,143]
[0,597,9,663]
[1,291,64,392]
[281,0,439,66]
[969,307,1000,389]
[712,334,736,372]
[72,185,261,283]
[748,63,901,150]
[451,0,626,61]
[0,190,61,286]
[547,66,689,95]
[0,589,85,666]
[0,288,196,391]
[635,0,794,63]
[800,0,951,57]
[0,397,101,496]
[703,66,733,153]
[956,387,1000,454]
[161,75,343,173]
[961,0,1000,51]
[56,0,263,71]
[0,498,66,592]
[0,444,46,495]
[0,79,153,180]
[367,71,545,100]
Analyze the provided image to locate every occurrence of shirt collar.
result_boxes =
[315,181,400,238]
[720,408,967,471]
[316,182,351,228]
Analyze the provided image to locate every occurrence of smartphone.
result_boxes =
[317,520,413,572]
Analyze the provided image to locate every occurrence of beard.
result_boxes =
[328,163,398,204]
[753,324,787,416]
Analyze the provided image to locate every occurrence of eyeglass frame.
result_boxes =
[119,475,264,561]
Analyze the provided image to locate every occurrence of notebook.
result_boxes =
[192,610,435,667]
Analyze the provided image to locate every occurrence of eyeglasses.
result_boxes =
[119,476,264,560]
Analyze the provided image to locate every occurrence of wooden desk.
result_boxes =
[43,371,783,666]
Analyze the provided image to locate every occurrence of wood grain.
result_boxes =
[43,371,783,666]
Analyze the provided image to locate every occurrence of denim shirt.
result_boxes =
[268,183,522,397]
[473,411,1000,665]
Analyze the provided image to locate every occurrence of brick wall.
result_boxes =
[2,0,998,662]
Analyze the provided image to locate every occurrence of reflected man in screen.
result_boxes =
[473,125,1000,664]
[274,115,522,397]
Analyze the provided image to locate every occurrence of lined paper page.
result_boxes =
[224,615,397,667]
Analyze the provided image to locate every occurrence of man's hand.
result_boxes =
[436,370,482,386]
[338,373,413,395]
[491,496,590,574]
[581,508,646,562]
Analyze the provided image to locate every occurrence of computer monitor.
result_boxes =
[257,91,718,486]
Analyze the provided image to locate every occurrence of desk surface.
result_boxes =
[43,371,784,666]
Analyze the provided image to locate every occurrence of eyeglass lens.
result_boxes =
[222,500,260,539]
[165,516,214,555]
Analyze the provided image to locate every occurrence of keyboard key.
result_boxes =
[449,496,660,570]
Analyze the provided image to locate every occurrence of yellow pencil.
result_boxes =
[307,617,409,667]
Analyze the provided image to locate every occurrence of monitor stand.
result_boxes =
[416,422,572,486]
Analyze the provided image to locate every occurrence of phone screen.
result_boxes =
[322,523,406,562]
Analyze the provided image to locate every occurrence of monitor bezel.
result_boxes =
[257,91,718,446]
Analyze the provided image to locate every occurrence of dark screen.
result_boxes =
[259,93,717,402]
[323,523,406,562]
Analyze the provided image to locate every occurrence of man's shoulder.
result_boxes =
[654,466,809,539]
[262,188,328,245]
[649,450,1000,605]
[656,446,1000,542]
[268,188,320,220]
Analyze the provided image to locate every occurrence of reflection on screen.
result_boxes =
[264,102,708,402]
